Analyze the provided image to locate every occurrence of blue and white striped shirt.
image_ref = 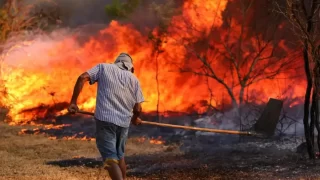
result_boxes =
[86,63,144,128]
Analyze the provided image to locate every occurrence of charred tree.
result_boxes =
[274,0,320,159]
[313,53,320,154]
[304,39,315,158]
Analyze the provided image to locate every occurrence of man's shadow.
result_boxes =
[46,157,103,168]
[45,152,186,177]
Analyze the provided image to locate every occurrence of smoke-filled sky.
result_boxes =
[15,0,293,42]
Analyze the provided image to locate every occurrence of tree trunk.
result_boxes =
[316,98,320,153]
[302,5,317,158]
[312,90,320,154]
[314,61,320,155]
[239,85,245,106]
[155,52,160,123]
[303,41,315,159]
[238,85,245,132]
[310,92,315,149]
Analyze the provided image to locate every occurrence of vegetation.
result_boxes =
[1,122,320,179]
[105,0,141,19]
[0,0,60,44]
[105,0,178,123]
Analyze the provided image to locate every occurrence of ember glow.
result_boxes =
[149,136,165,145]
[135,136,165,145]
[0,0,305,124]
[19,127,96,141]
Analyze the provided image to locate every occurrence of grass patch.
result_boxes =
[0,122,170,180]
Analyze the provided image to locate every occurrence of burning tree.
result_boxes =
[0,0,60,116]
[274,0,320,159]
[147,1,178,123]
[104,0,299,124]
[173,0,295,111]
[105,0,179,123]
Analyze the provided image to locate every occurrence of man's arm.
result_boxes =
[131,103,142,125]
[68,64,101,113]
[70,72,90,104]
[131,79,144,125]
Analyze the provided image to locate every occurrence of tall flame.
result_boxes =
[0,0,305,124]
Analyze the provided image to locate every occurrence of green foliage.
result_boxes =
[105,0,140,19]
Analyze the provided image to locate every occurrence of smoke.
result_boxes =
[192,102,305,138]
[3,29,82,68]
[1,0,184,68]
[20,0,180,30]
[1,0,181,50]
[23,0,112,27]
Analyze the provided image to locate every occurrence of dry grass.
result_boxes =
[0,122,169,180]
[3,122,320,180]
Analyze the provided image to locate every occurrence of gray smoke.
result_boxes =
[20,0,180,32]
[23,0,113,27]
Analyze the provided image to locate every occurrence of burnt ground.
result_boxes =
[2,114,320,180]
[126,143,320,180]
[43,137,320,180]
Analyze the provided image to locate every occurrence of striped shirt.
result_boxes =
[86,63,144,128]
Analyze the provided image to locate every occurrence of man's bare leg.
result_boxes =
[105,162,123,180]
[119,158,127,179]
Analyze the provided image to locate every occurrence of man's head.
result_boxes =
[114,53,134,73]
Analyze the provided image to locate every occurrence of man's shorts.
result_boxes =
[95,119,129,164]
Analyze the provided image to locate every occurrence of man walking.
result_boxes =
[68,53,144,180]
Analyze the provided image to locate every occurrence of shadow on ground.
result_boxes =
[46,157,103,168]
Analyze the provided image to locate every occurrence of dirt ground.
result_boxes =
[1,122,320,180]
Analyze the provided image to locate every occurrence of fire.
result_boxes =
[149,136,165,145]
[60,135,95,141]
[137,136,146,143]
[0,0,305,124]
[19,126,96,141]
[135,136,165,145]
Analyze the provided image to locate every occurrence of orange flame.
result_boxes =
[19,128,96,141]
[137,136,147,143]
[149,136,165,145]
[135,136,165,145]
[0,0,305,124]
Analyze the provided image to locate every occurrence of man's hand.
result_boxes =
[131,117,142,125]
[68,103,79,114]
[131,103,142,125]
